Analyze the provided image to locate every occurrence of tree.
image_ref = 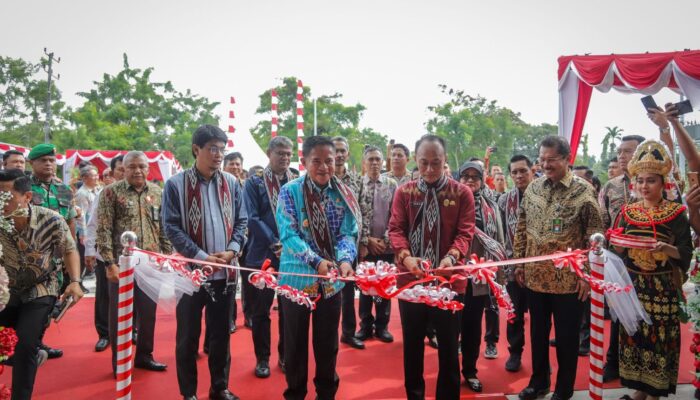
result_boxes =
[55,54,219,166]
[250,77,387,168]
[426,85,527,170]
[600,126,624,163]
[0,55,66,146]
[513,122,558,163]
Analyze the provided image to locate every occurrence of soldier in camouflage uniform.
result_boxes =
[27,143,78,360]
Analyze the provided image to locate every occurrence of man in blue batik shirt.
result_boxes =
[275,135,360,400]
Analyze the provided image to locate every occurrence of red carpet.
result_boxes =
[0,298,693,399]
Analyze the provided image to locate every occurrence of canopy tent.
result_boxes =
[0,142,65,165]
[558,50,700,162]
[62,150,182,182]
[226,128,270,171]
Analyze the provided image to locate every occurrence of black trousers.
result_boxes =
[358,254,393,333]
[579,299,591,350]
[461,283,486,378]
[108,280,158,372]
[505,281,527,356]
[0,295,55,400]
[176,279,233,397]
[241,269,254,323]
[240,269,285,362]
[340,276,357,337]
[605,320,619,367]
[94,260,109,340]
[399,296,462,400]
[282,292,341,400]
[483,294,499,344]
[527,289,584,398]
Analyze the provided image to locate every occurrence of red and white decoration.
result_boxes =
[226,96,236,149]
[558,50,700,162]
[0,142,65,165]
[588,251,605,400]
[296,80,305,172]
[116,250,135,400]
[62,150,182,182]
[271,89,279,138]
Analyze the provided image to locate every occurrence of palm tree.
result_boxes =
[601,126,624,162]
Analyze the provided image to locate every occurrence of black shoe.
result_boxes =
[518,387,549,400]
[602,363,619,382]
[465,377,482,392]
[505,353,521,372]
[183,396,197,400]
[484,342,498,359]
[578,346,590,356]
[340,334,365,349]
[39,343,63,359]
[134,359,167,372]
[549,338,556,347]
[132,331,138,345]
[208,389,240,400]
[374,330,394,343]
[278,359,286,374]
[255,360,270,378]
[427,336,438,349]
[229,325,237,334]
[95,338,109,352]
[354,329,372,341]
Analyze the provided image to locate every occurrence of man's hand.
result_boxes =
[664,103,681,123]
[61,281,85,307]
[212,251,236,264]
[687,185,700,213]
[317,259,335,276]
[358,244,369,260]
[339,262,354,278]
[647,107,670,130]
[576,279,590,302]
[85,256,96,271]
[403,257,424,279]
[515,267,525,287]
[205,254,228,272]
[107,264,120,283]
[367,237,386,255]
[484,146,493,161]
[435,256,454,278]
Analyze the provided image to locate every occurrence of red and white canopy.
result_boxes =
[0,142,65,165]
[558,50,700,162]
[62,150,182,182]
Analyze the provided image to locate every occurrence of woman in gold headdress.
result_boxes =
[612,140,693,400]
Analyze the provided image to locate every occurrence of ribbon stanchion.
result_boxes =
[116,232,137,400]
[588,234,606,400]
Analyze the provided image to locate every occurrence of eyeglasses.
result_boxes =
[206,146,226,155]
[460,174,482,181]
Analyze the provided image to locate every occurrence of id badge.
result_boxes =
[552,218,563,234]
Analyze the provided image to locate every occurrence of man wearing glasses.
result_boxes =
[596,134,645,383]
[514,136,603,400]
[163,125,248,400]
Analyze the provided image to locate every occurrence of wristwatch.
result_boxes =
[70,278,82,284]
[443,254,457,265]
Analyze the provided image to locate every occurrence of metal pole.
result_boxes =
[588,233,606,400]
[43,51,54,143]
[116,231,137,400]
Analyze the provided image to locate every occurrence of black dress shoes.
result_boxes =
[427,336,438,349]
[134,359,167,372]
[278,359,286,374]
[602,362,619,382]
[340,335,365,349]
[374,330,394,343]
[183,396,197,400]
[465,377,483,392]
[518,386,550,400]
[95,338,109,352]
[255,360,270,378]
[209,389,240,400]
[38,343,63,359]
[354,329,372,341]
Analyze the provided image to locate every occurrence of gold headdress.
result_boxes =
[627,139,672,178]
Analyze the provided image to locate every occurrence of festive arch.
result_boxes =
[558,50,700,162]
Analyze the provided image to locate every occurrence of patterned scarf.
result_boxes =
[302,175,362,262]
[409,175,449,267]
[263,166,296,219]
[503,188,520,250]
[183,167,234,251]
[473,189,499,241]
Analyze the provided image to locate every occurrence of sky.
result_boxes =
[2,0,699,160]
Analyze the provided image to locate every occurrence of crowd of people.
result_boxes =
[0,101,697,400]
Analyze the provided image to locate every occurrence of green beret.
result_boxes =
[28,143,56,160]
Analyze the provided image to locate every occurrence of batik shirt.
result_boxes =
[599,174,632,230]
[382,169,412,187]
[276,176,358,298]
[336,169,361,196]
[96,180,172,265]
[514,172,603,294]
[0,205,76,302]
[358,175,397,251]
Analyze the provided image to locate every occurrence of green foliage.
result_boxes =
[55,54,219,167]
[250,77,387,168]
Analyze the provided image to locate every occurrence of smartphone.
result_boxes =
[54,296,74,323]
[673,100,693,116]
[641,95,658,111]
[389,139,395,145]
[689,172,700,188]
[490,146,498,153]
